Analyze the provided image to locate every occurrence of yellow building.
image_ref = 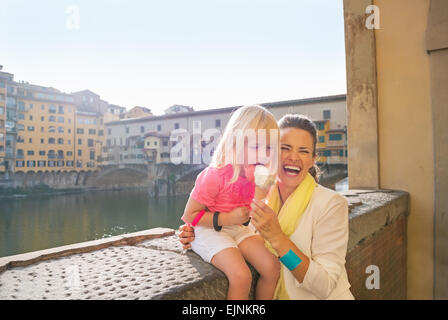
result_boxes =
[143,132,170,164]
[8,82,77,173]
[0,69,9,173]
[314,120,347,165]
[120,106,153,119]
[74,111,105,171]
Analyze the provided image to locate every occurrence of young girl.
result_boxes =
[181,105,280,300]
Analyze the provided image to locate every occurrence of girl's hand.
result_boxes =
[178,224,195,249]
[250,199,284,244]
[228,206,250,225]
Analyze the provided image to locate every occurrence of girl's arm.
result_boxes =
[182,196,250,227]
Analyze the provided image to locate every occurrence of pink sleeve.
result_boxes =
[190,167,221,208]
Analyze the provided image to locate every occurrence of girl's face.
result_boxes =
[242,128,278,176]
[278,127,316,189]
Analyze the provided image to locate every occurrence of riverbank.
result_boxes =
[0,184,146,199]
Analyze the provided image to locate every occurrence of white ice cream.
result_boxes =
[254,165,270,188]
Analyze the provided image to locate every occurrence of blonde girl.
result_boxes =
[181,105,280,300]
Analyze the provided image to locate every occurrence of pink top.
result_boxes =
[190,164,255,213]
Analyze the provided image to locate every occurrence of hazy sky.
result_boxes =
[1,0,346,114]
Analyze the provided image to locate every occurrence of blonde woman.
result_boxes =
[181,105,280,300]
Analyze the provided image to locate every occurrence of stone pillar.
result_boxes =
[343,0,380,189]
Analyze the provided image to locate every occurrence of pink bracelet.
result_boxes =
[191,209,206,227]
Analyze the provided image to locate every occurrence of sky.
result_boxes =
[0,0,347,115]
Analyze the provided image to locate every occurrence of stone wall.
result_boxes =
[0,189,409,300]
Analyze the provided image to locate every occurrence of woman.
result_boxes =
[179,114,354,300]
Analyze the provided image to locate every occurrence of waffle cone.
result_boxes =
[254,186,269,201]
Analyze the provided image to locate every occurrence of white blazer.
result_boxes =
[282,184,354,300]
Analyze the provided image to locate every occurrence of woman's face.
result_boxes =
[278,127,316,189]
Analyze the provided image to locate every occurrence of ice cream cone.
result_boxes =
[254,186,270,201]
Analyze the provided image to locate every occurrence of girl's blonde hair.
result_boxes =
[210,105,279,183]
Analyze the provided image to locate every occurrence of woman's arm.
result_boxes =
[250,200,310,283]
[251,196,349,299]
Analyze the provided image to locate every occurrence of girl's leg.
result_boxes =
[211,247,252,300]
[238,235,280,300]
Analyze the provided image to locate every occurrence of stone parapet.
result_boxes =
[0,189,409,300]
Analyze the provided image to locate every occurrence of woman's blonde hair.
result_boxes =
[210,105,279,183]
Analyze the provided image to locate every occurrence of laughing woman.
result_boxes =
[179,114,354,300]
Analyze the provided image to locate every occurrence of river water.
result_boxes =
[1,176,348,258]
[0,190,188,258]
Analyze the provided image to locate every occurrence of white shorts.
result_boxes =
[191,224,257,263]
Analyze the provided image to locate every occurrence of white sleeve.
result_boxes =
[294,195,349,299]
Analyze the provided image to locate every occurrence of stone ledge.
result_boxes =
[0,189,409,300]
[0,228,175,274]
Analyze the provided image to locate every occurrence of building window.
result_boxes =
[66,161,73,167]
[319,136,325,143]
[154,141,158,146]
[49,116,56,122]
[174,123,179,130]
[78,138,82,145]
[27,160,35,167]
[76,160,82,168]
[57,116,64,123]
[157,124,161,131]
[77,128,84,134]
[16,149,24,158]
[57,160,64,167]
[27,150,34,156]
[140,126,144,133]
[323,110,331,120]
[41,116,44,121]
[49,138,55,144]
[38,161,46,168]
[18,113,25,120]
[27,126,34,131]
[215,119,221,128]
[98,130,104,136]
[29,115,33,121]
[88,139,94,147]
[39,151,45,156]
[48,161,55,167]
[41,138,44,144]
[58,127,64,133]
[88,129,96,135]
[17,124,25,131]
[90,150,95,160]
[126,127,129,134]
[16,161,24,167]
[58,138,64,144]
[49,105,56,113]
[67,151,73,156]
[58,106,64,114]
[48,126,56,133]
[78,150,82,156]
[108,128,111,135]
[329,134,342,141]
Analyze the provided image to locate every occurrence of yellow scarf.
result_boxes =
[265,172,317,300]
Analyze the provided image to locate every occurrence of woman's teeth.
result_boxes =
[283,165,301,176]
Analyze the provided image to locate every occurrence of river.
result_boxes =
[0,190,188,258]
